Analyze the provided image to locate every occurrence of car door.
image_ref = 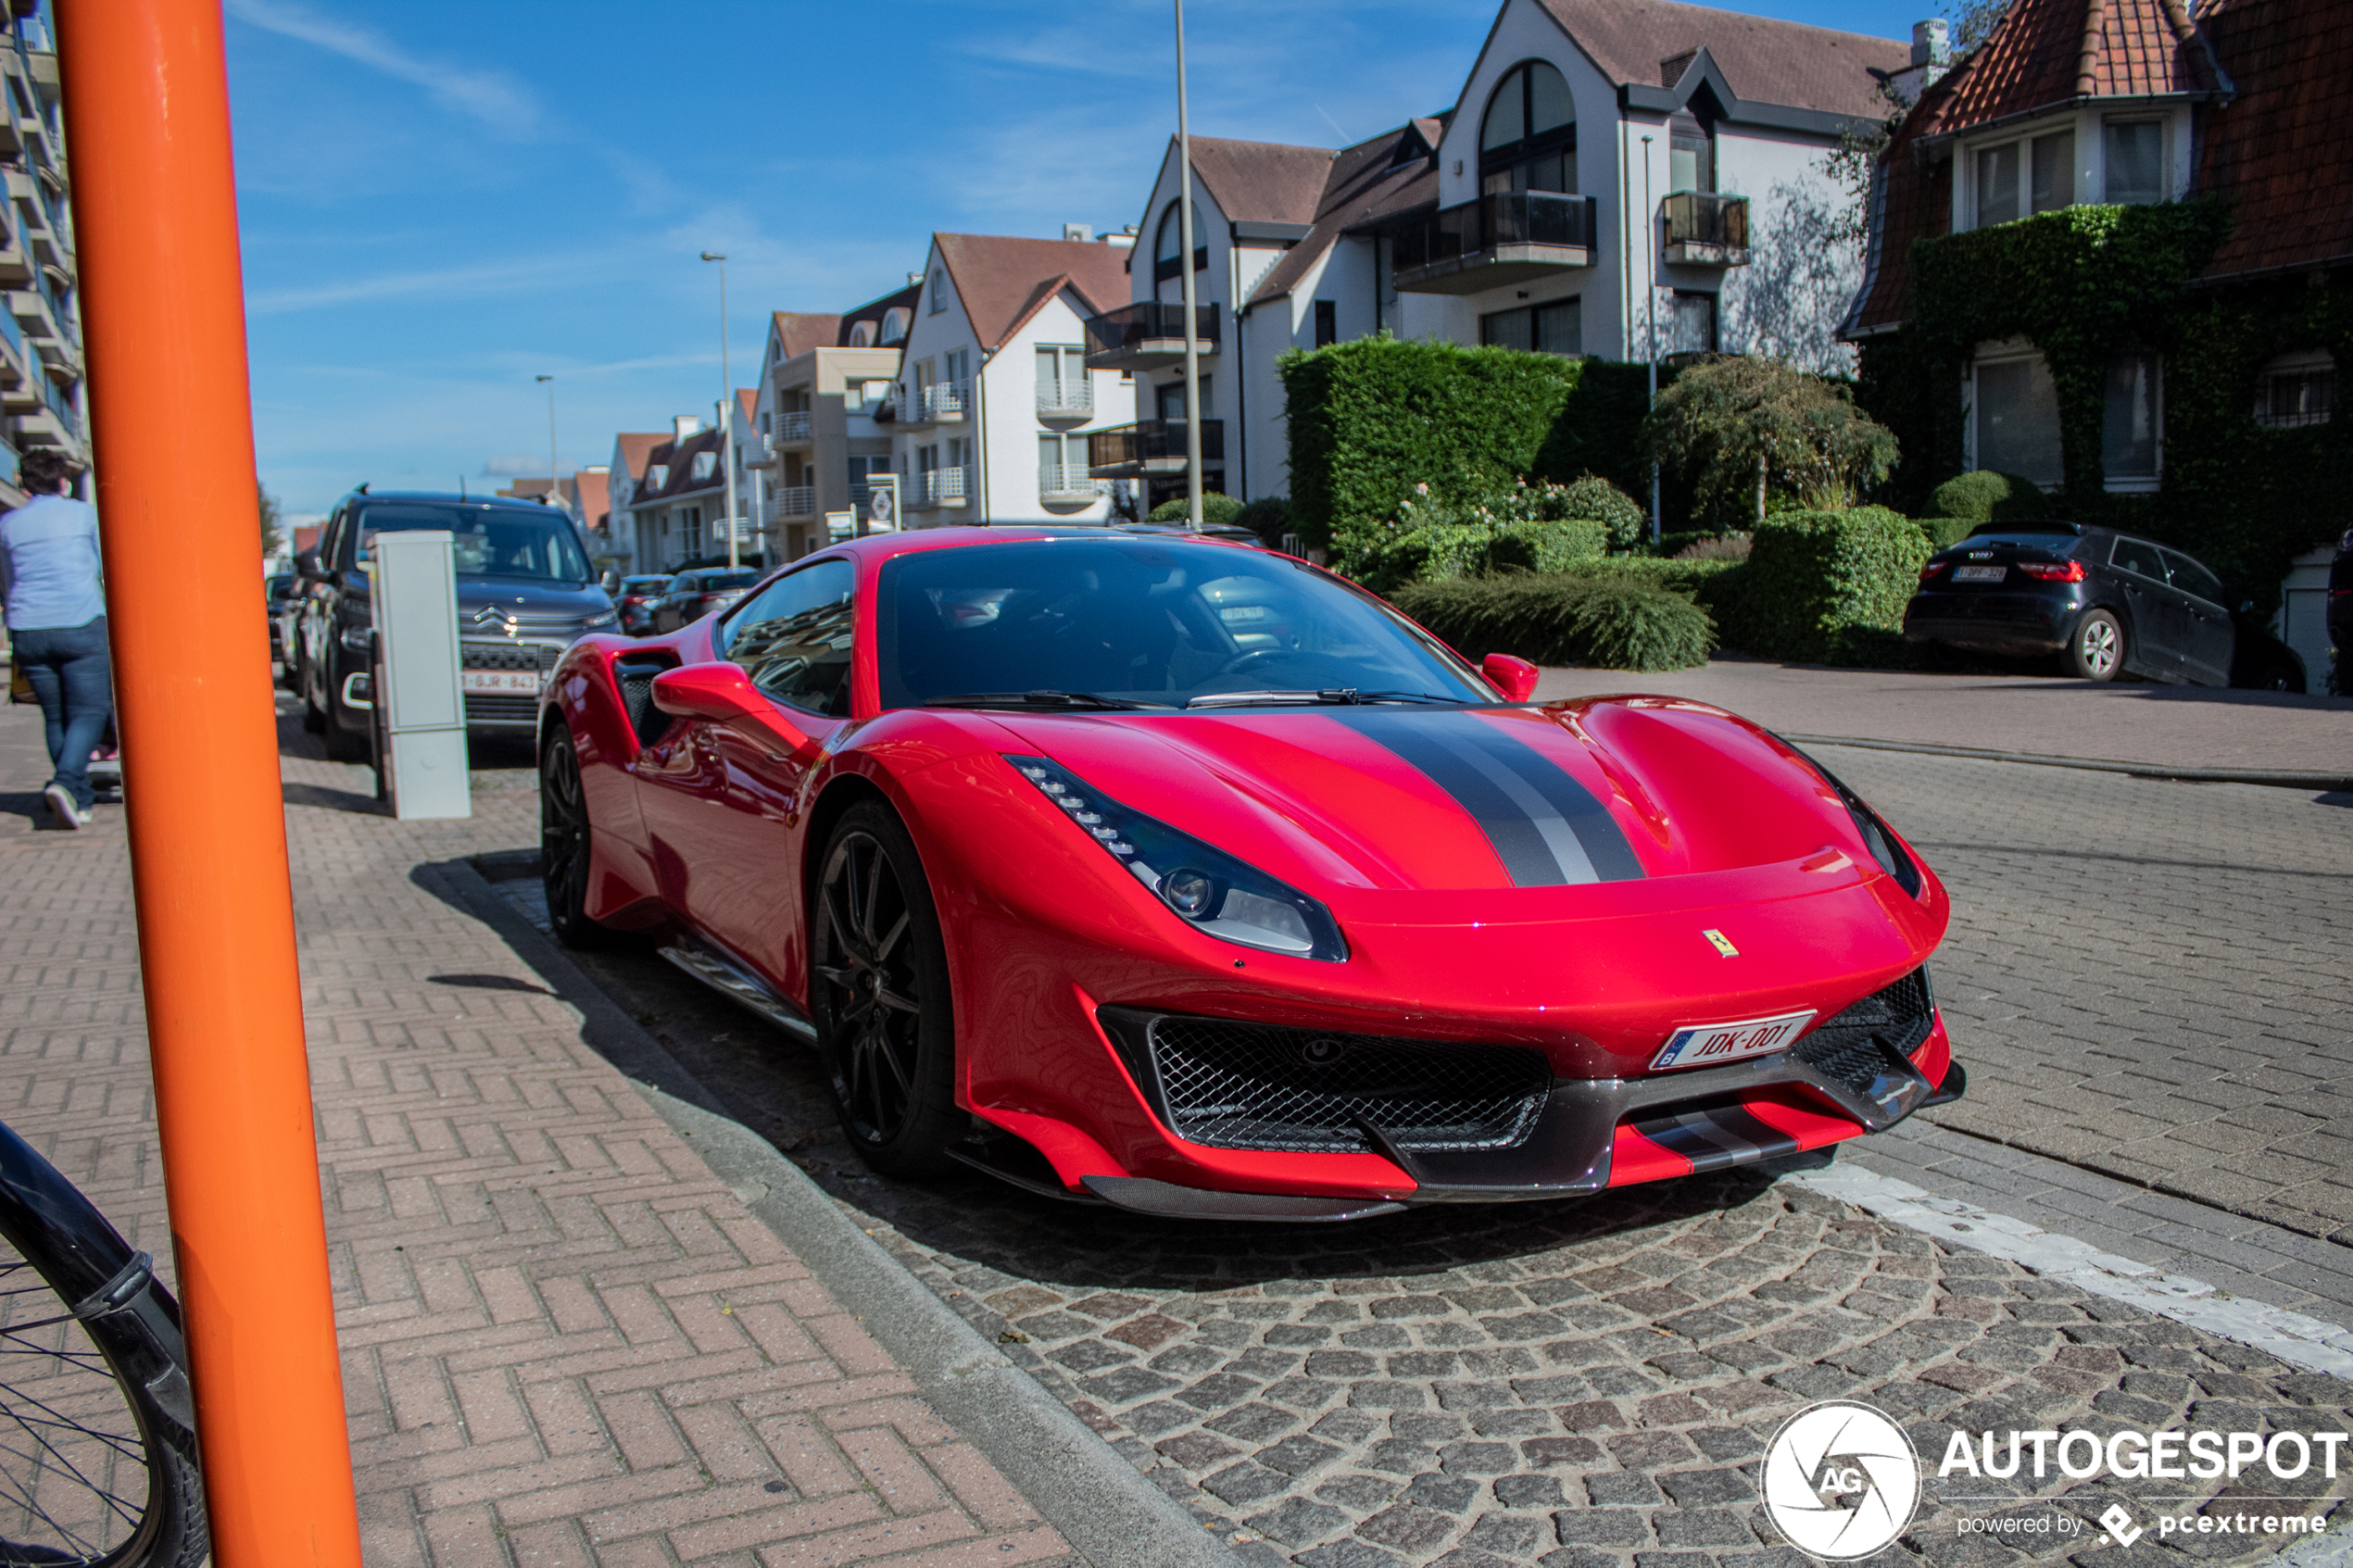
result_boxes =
[635,557,859,991]
[2159,547,2235,686]
[2105,536,2180,678]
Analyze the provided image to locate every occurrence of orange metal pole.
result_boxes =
[55,3,363,1563]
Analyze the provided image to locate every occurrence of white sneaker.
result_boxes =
[43,784,85,830]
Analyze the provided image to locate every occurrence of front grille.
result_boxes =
[1794,969,1934,1093]
[464,693,538,726]
[1141,1015,1551,1153]
[462,641,561,671]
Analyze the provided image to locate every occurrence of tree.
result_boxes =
[258,480,284,559]
[1641,357,1898,522]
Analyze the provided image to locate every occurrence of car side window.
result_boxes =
[2109,537,2168,581]
[2160,549,2223,605]
[719,558,858,717]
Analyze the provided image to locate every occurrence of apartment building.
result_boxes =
[1093,0,1910,501]
[745,284,914,558]
[614,415,739,571]
[885,232,1137,525]
[0,8,83,506]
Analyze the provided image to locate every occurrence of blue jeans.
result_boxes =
[12,617,112,810]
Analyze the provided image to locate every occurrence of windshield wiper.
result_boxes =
[1183,688,1467,709]
[926,690,1159,711]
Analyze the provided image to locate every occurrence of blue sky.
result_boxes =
[226,0,1941,523]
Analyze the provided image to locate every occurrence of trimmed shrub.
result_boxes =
[1550,474,1648,554]
[1672,533,1753,561]
[1713,507,1931,664]
[1921,470,2048,546]
[1344,477,1616,592]
[1148,493,1246,528]
[1391,573,1715,672]
[1232,495,1295,546]
[1552,555,1743,597]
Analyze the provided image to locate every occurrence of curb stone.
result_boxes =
[420,857,1244,1568]
[1781,734,2353,793]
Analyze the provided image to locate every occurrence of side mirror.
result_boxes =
[295,548,321,581]
[1480,652,1541,704]
[649,664,812,753]
[600,569,622,595]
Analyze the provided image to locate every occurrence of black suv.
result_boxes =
[293,491,617,759]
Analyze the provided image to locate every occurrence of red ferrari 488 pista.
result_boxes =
[538,526,1962,1221]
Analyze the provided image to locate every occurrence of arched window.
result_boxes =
[1479,60,1576,195]
[846,320,875,347]
[1153,199,1208,287]
[880,307,911,345]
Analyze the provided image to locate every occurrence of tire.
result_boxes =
[2063,609,2125,682]
[540,732,618,949]
[810,802,959,1177]
[321,653,369,761]
[299,654,326,734]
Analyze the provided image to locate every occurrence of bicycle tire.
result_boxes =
[0,1123,207,1568]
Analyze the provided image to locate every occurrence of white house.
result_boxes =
[885,232,1138,526]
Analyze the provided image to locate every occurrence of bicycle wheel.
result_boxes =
[0,1123,205,1568]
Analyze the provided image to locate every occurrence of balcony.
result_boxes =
[917,467,969,508]
[1087,419,1224,479]
[1391,192,1599,295]
[890,382,968,431]
[1082,301,1220,372]
[1036,378,1094,419]
[1662,193,1751,267]
[774,485,816,518]
[774,408,814,445]
[1038,464,1109,503]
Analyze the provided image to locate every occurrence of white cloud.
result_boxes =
[480,454,543,477]
[223,0,542,136]
[246,254,600,316]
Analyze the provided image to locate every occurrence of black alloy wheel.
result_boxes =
[2064,609,2125,682]
[321,651,369,761]
[299,650,326,734]
[811,803,958,1177]
[539,733,616,948]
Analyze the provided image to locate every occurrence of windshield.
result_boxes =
[351,503,591,583]
[876,539,1489,710]
[699,571,760,591]
[622,576,670,593]
[1950,528,2082,554]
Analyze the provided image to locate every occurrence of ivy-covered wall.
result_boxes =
[1279,337,1674,555]
[1855,200,2353,612]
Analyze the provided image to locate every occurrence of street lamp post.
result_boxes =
[1642,134,1660,546]
[535,374,559,513]
[1174,0,1203,532]
[699,250,740,570]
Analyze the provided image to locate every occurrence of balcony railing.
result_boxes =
[1087,419,1224,477]
[1390,192,1599,295]
[919,466,969,507]
[1082,301,1220,371]
[774,408,814,444]
[774,485,816,517]
[1662,192,1751,266]
[1036,378,1094,417]
[1038,464,1109,501]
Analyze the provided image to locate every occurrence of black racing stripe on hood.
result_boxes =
[1629,1104,1802,1174]
[1335,711,1645,887]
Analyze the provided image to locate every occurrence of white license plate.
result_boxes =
[1952,564,2007,583]
[461,670,542,694]
[1650,1009,1817,1072]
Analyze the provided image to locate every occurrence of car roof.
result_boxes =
[816,523,1265,570]
[346,490,561,515]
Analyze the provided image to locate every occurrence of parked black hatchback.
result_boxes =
[1906,524,2237,686]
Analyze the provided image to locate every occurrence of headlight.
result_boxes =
[1006,754,1348,961]
[582,609,619,630]
[1785,744,1924,898]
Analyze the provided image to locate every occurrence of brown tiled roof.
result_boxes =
[1841,64,1964,336]
[1251,123,1440,304]
[770,312,841,360]
[1932,0,2216,136]
[1532,0,1912,119]
[570,468,610,532]
[1183,136,1336,225]
[2193,0,2353,282]
[736,388,757,422]
[612,433,666,481]
[931,234,1132,349]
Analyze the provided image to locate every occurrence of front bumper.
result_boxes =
[460,636,574,731]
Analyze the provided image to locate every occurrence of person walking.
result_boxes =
[0,448,110,828]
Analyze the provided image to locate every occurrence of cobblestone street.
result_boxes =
[481,735,2353,1567]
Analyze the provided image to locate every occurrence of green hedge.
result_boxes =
[1148,493,1246,528]
[1390,573,1715,672]
[1353,516,1605,596]
[1710,507,1930,664]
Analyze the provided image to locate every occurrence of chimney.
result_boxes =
[1912,18,1950,67]
[673,414,703,440]
[1063,223,1094,243]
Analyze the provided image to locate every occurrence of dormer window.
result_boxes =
[646,464,668,491]
[847,320,875,347]
[880,307,911,345]
[1972,128,2072,227]
[2102,119,2164,205]
[691,451,716,483]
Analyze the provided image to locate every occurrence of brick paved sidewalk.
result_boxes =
[0,702,1078,1568]
[1530,659,2353,775]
